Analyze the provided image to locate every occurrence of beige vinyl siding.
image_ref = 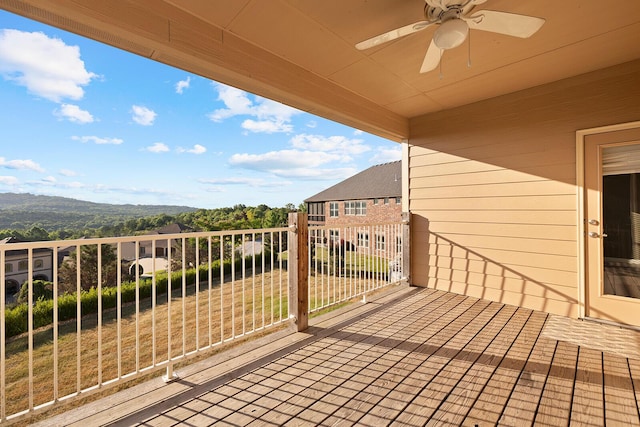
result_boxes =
[407,59,640,317]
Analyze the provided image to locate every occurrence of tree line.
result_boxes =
[0,203,305,242]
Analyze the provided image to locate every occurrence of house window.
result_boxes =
[329,202,339,217]
[329,229,340,243]
[396,197,401,204]
[4,263,12,273]
[384,197,389,205]
[396,236,403,254]
[18,260,28,271]
[34,259,44,269]
[345,201,366,216]
[373,198,378,205]
[307,202,325,222]
[357,232,369,247]
[345,201,355,215]
[376,234,385,251]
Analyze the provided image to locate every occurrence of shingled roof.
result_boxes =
[305,161,401,203]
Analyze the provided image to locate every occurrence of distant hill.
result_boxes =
[0,193,197,231]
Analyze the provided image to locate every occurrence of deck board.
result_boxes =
[462,310,546,426]
[426,308,533,426]
[629,358,640,420]
[603,352,640,426]
[394,304,518,425]
[534,340,578,426]
[355,297,494,425]
[570,347,604,426]
[32,287,640,427]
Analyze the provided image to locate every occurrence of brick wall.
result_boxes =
[313,198,403,260]
[324,198,402,227]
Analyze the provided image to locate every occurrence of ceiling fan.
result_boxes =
[356,0,545,73]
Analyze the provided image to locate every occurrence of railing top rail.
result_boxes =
[0,227,291,251]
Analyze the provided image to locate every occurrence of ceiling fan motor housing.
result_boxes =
[434,16,469,49]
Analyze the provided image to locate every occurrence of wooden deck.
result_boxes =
[36,286,640,426]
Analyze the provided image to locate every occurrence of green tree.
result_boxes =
[25,226,50,241]
[17,279,53,303]
[58,244,118,291]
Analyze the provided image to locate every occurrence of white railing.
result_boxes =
[0,227,289,422]
[308,222,405,314]
[0,216,409,422]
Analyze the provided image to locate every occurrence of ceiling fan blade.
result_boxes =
[465,10,545,38]
[420,39,442,73]
[356,20,435,50]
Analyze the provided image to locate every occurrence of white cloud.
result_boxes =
[203,186,225,193]
[72,135,123,145]
[55,103,94,123]
[272,167,357,180]
[177,144,206,154]
[228,149,360,180]
[353,129,364,135]
[0,29,97,102]
[0,156,44,172]
[230,150,342,170]
[369,146,402,164]
[66,181,85,188]
[131,105,157,126]
[208,85,252,121]
[208,83,300,133]
[306,121,317,129]
[227,131,378,180]
[290,134,370,158]
[241,119,293,134]
[199,177,265,186]
[59,169,78,176]
[42,176,57,183]
[199,176,293,190]
[0,176,19,185]
[145,142,169,153]
[175,76,190,94]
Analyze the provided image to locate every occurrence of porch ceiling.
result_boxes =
[1,0,640,141]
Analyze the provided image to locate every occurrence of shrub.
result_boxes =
[16,280,53,304]
[3,255,263,338]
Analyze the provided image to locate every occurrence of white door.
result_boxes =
[584,127,640,326]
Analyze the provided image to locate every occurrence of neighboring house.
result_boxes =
[128,257,169,279]
[121,223,194,277]
[237,238,264,257]
[1,237,54,302]
[121,222,194,261]
[305,161,402,259]
[305,161,402,226]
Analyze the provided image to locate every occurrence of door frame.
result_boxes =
[576,120,640,321]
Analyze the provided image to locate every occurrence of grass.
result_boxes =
[4,267,289,419]
[313,247,391,273]
[3,261,395,423]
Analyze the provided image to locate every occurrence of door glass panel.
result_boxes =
[602,145,640,299]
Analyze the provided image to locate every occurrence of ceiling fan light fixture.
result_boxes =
[433,18,468,49]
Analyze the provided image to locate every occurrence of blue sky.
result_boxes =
[0,10,401,209]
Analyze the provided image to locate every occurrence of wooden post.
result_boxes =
[288,212,309,331]
[402,212,411,285]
